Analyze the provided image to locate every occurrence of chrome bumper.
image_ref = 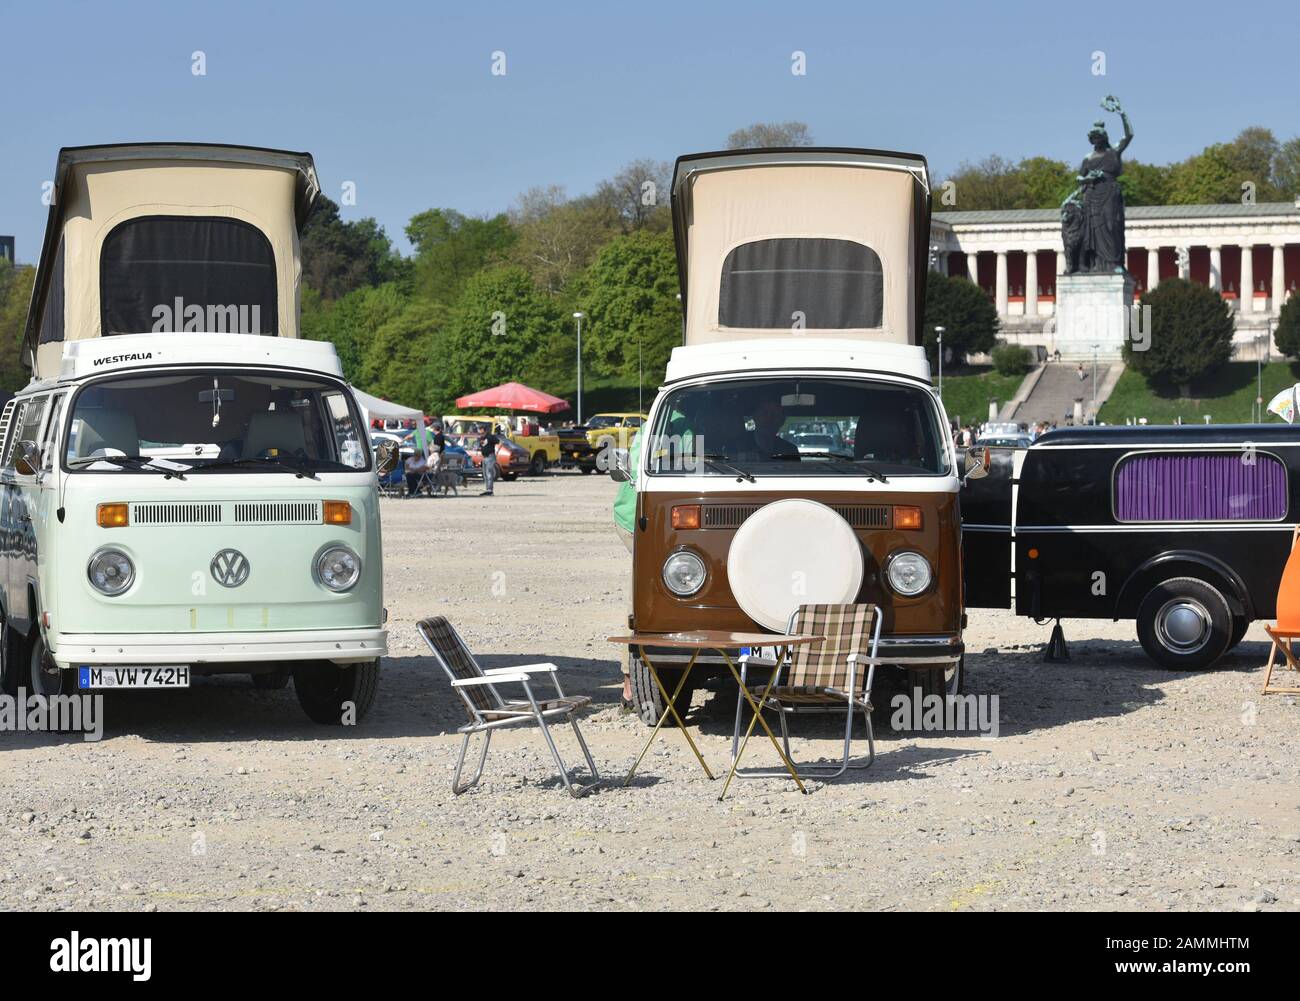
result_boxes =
[49,627,387,668]
[637,633,964,668]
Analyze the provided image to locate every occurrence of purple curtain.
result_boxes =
[1115,453,1287,521]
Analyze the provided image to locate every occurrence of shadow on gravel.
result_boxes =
[25,652,626,746]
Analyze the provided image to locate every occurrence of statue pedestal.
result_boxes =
[1052,272,1135,360]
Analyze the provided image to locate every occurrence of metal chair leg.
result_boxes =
[452,730,492,794]
[570,719,601,781]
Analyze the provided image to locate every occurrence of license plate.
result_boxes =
[78,666,190,689]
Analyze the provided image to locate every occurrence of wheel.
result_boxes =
[580,465,594,475]
[908,659,962,699]
[501,472,518,482]
[1227,616,1249,652]
[1136,576,1233,670]
[0,616,23,697]
[529,453,546,475]
[293,659,379,724]
[251,667,290,690]
[29,631,76,698]
[630,655,694,727]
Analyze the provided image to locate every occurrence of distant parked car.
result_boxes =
[977,434,1033,449]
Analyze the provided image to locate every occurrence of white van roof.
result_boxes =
[663,337,932,386]
[56,332,344,382]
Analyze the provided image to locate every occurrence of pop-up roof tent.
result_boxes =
[670,148,931,348]
[23,143,321,379]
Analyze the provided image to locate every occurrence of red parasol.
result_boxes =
[455,382,571,414]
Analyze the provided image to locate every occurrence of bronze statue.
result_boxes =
[1061,96,1133,274]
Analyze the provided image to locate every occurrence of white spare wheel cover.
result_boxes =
[726,499,864,631]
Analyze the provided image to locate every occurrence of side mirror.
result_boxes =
[374,441,400,476]
[609,447,632,482]
[13,440,41,477]
[963,445,990,482]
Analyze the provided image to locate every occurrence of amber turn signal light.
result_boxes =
[323,500,352,526]
[96,502,129,528]
[671,504,701,530]
[893,505,923,530]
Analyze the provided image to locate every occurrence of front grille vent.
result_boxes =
[233,501,322,525]
[700,503,890,530]
[132,502,222,526]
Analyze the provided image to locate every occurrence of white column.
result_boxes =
[1209,245,1222,290]
[1025,250,1039,317]
[1055,248,1066,277]
[995,250,1008,316]
[1146,247,1160,293]
[938,251,951,276]
[967,250,979,284]
[1274,244,1287,314]
[1240,243,1254,313]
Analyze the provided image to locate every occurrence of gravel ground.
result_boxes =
[2,470,1298,912]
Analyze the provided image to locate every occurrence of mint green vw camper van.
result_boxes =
[0,145,387,723]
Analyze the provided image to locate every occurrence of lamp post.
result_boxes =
[934,325,946,401]
[572,311,585,425]
[1091,343,1099,422]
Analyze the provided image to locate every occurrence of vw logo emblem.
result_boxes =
[211,549,250,588]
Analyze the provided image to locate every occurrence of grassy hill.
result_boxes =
[937,367,1028,427]
[1097,361,1300,425]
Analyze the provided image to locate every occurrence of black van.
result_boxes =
[961,424,1299,669]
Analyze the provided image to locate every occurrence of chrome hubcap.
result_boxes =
[1156,599,1211,654]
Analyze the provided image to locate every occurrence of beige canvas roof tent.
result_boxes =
[23,143,320,379]
[669,148,931,348]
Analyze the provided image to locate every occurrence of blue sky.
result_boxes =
[2,0,1296,262]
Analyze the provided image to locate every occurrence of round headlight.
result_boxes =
[88,548,135,596]
[316,546,361,592]
[886,551,932,596]
[662,550,707,596]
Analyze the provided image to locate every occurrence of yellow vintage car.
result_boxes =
[558,412,647,474]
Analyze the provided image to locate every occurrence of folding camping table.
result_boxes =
[607,630,821,798]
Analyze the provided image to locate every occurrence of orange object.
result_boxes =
[1262,526,1300,694]
[96,502,129,527]
[893,505,922,530]
[322,500,352,525]
[1027,548,1039,560]
[671,504,702,530]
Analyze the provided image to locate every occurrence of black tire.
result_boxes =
[251,667,290,690]
[630,655,694,727]
[0,616,23,697]
[500,471,518,482]
[580,465,594,475]
[529,453,545,475]
[1227,616,1249,652]
[29,631,76,698]
[908,660,962,699]
[1136,576,1233,670]
[294,659,379,724]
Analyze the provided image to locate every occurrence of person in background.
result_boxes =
[478,423,501,496]
[404,445,427,497]
[612,430,642,712]
[428,422,445,475]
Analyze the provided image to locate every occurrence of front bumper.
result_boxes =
[48,627,387,669]
[636,633,964,669]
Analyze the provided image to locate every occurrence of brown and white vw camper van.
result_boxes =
[621,148,980,724]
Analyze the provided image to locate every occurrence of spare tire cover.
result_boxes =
[726,498,864,631]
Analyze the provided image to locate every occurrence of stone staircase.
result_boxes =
[1009,360,1123,425]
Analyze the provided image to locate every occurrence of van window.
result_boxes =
[100,216,277,336]
[1114,452,1287,522]
[7,396,46,470]
[648,376,949,477]
[41,394,65,472]
[719,238,883,329]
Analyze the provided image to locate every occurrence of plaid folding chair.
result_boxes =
[1263,526,1300,695]
[730,603,882,783]
[418,616,600,797]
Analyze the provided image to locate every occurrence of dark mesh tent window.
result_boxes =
[100,216,277,336]
[38,238,66,344]
[719,238,883,329]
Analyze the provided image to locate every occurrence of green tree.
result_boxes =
[1017,157,1076,208]
[405,208,516,306]
[358,300,448,408]
[427,266,565,413]
[1122,278,1234,394]
[1118,159,1173,206]
[569,229,681,384]
[1273,294,1300,360]
[1168,127,1282,204]
[593,159,672,233]
[300,196,404,299]
[508,187,620,295]
[301,281,407,384]
[726,121,813,149]
[922,271,999,366]
[0,259,34,393]
[941,155,1025,210]
[1272,137,1300,198]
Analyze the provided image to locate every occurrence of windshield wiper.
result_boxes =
[68,455,188,480]
[195,455,319,480]
[701,453,756,483]
[769,451,889,482]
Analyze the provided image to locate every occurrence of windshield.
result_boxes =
[647,376,951,477]
[64,370,370,473]
[586,415,621,430]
